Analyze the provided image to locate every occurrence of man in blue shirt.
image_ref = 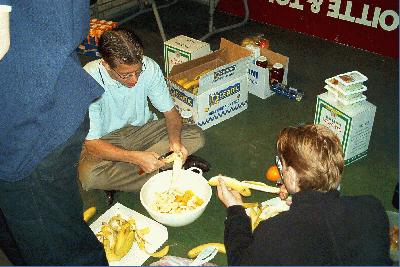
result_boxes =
[0,0,107,265]
[78,29,205,196]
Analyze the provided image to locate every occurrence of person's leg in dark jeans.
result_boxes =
[0,210,25,265]
[0,115,108,265]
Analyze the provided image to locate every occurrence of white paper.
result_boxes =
[90,202,168,266]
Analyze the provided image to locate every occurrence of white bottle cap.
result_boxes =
[181,110,193,119]
[273,63,284,69]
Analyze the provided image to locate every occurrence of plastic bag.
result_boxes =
[149,255,217,266]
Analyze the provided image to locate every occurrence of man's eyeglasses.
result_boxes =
[111,62,145,80]
[275,155,284,185]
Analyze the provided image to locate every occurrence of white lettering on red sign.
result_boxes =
[266,0,399,31]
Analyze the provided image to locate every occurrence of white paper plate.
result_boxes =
[90,202,168,266]
[245,197,290,220]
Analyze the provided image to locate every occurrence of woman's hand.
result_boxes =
[217,178,243,208]
[279,184,292,205]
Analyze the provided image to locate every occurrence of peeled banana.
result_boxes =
[188,243,226,258]
[208,175,252,197]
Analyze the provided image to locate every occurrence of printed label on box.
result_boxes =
[315,98,352,154]
[314,92,376,165]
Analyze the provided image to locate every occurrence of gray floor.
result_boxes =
[1,0,398,265]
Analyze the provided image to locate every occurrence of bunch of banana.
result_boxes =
[96,214,150,262]
[174,69,211,95]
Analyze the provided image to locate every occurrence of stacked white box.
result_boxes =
[314,92,376,165]
[164,35,211,76]
[324,70,368,106]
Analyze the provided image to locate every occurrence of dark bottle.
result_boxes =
[256,56,268,69]
[270,63,284,85]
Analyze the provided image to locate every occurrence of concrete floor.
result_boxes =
[1,0,398,265]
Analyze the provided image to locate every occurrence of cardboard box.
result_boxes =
[164,35,211,76]
[168,39,252,130]
[314,92,376,165]
[247,48,289,99]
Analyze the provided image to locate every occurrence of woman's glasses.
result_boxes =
[275,155,284,185]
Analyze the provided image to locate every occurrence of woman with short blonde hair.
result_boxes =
[277,124,343,192]
[217,124,392,266]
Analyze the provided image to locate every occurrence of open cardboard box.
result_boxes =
[168,38,252,130]
[248,47,289,99]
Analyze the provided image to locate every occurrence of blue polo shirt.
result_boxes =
[83,57,175,140]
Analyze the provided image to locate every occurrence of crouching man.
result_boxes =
[78,29,206,202]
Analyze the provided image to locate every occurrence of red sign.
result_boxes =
[217,0,399,58]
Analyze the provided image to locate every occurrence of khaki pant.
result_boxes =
[78,119,205,192]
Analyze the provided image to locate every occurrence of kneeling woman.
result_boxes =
[217,124,392,266]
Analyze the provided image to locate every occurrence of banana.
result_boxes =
[242,202,259,209]
[104,239,122,262]
[188,243,226,258]
[114,227,128,255]
[151,245,170,258]
[182,80,199,90]
[208,175,251,197]
[116,230,135,257]
[194,69,211,80]
[83,207,96,222]
[175,78,188,86]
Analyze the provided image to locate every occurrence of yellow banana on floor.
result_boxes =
[188,243,226,258]
[151,245,169,258]
[83,207,96,222]
[208,175,251,197]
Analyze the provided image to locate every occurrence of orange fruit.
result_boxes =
[265,165,281,182]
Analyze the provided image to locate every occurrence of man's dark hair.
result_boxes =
[98,28,144,68]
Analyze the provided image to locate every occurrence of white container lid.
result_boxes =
[257,56,268,62]
[181,110,193,119]
[272,63,283,69]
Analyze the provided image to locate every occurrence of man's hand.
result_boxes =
[134,151,165,173]
[170,142,188,163]
[217,178,243,208]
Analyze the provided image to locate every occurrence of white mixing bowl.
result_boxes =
[140,167,212,227]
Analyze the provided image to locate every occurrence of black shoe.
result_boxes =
[183,155,211,173]
[104,190,116,206]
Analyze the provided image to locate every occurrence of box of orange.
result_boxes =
[77,18,118,58]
